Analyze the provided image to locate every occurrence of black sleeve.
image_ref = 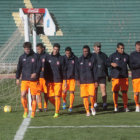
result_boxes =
[107,54,112,67]
[61,56,67,80]
[74,56,79,80]
[16,56,22,79]
[33,55,41,75]
[92,56,98,82]
[129,54,140,70]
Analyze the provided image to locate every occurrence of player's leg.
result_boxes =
[132,79,140,112]
[36,78,43,112]
[21,81,29,118]
[100,83,107,110]
[68,79,75,112]
[53,83,62,118]
[88,83,96,116]
[120,78,129,112]
[94,83,98,108]
[80,84,90,116]
[83,96,90,116]
[31,95,37,118]
[112,78,120,112]
[30,81,39,118]
[134,92,140,112]
[36,94,42,112]
[62,80,68,110]
[46,83,55,111]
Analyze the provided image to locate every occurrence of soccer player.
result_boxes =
[130,41,140,112]
[93,42,109,110]
[36,43,50,112]
[108,43,129,112]
[45,43,66,118]
[16,42,41,118]
[62,47,78,112]
[78,45,96,116]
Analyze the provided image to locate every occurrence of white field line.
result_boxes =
[28,125,140,129]
[14,112,31,140]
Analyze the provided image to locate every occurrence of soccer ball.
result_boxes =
[4,105,12,112]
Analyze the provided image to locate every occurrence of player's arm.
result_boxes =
[16,56,22,85]
[61,56,67,89]
[105,54,111,81]
[107,54,118,68]
[31,55,41,79]
[92,55,98,86]
[129,54,140,70]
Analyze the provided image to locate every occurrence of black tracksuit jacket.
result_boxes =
[129,51,140,79]
[16,50,41,81]
[108,51,129,78]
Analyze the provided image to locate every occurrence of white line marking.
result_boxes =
[14,112,31,140]
[28,125,140,129]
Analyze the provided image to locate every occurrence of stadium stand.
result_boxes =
[32,0,140,56]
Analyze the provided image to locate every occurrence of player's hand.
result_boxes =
[111,63,118,67]
[95,82,98,87]
[16,79,20,86]
[31,73,37,79]
[108,77,111,82]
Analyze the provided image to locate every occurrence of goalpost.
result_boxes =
[19,8,56,111]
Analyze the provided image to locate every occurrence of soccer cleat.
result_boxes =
[36,108,43,112]
[86,112,90,117]
[44,108,48,112]
[124,107,130,112]
[68,108,72,112]
[94,103,98,108]
[23,112,28,118]
[53,113,59,118]
[114,107,118,112]
[135,106,140,112]
[30,112,35,118]
[91,108,96,116]
[62,103,66,110]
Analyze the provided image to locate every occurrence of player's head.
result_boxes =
[65,47,72,58]
[83,45,90,57]
[36,43,44,54]
[117,42,124,54]
[135,41,140,52]
[23,42,32,55]
[53,43,60,55]
[93,42,101,53]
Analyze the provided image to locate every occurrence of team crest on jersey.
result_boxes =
[88,62,91,66]
[80,62,83,65]
[42,58,45,62]
[23,58,26,61]
[124,58,126,62]
[57,61,60,65]
[49,60,51,63]
[115,57,119,60]
[72,60,75,64]
[31,58,35,62]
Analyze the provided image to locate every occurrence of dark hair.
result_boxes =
[23,42,32,49]
[83,45,90,52]
[135,41,140,46]
[53,43,60,49]
[65,47,72,52]
[36,43,44,48]
[117,42,124,48]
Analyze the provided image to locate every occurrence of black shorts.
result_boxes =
[96,77,106,84]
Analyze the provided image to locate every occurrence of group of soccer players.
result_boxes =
[16,41,140,118]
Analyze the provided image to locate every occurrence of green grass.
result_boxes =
[0,79,23,140]
[1,79,140,140]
